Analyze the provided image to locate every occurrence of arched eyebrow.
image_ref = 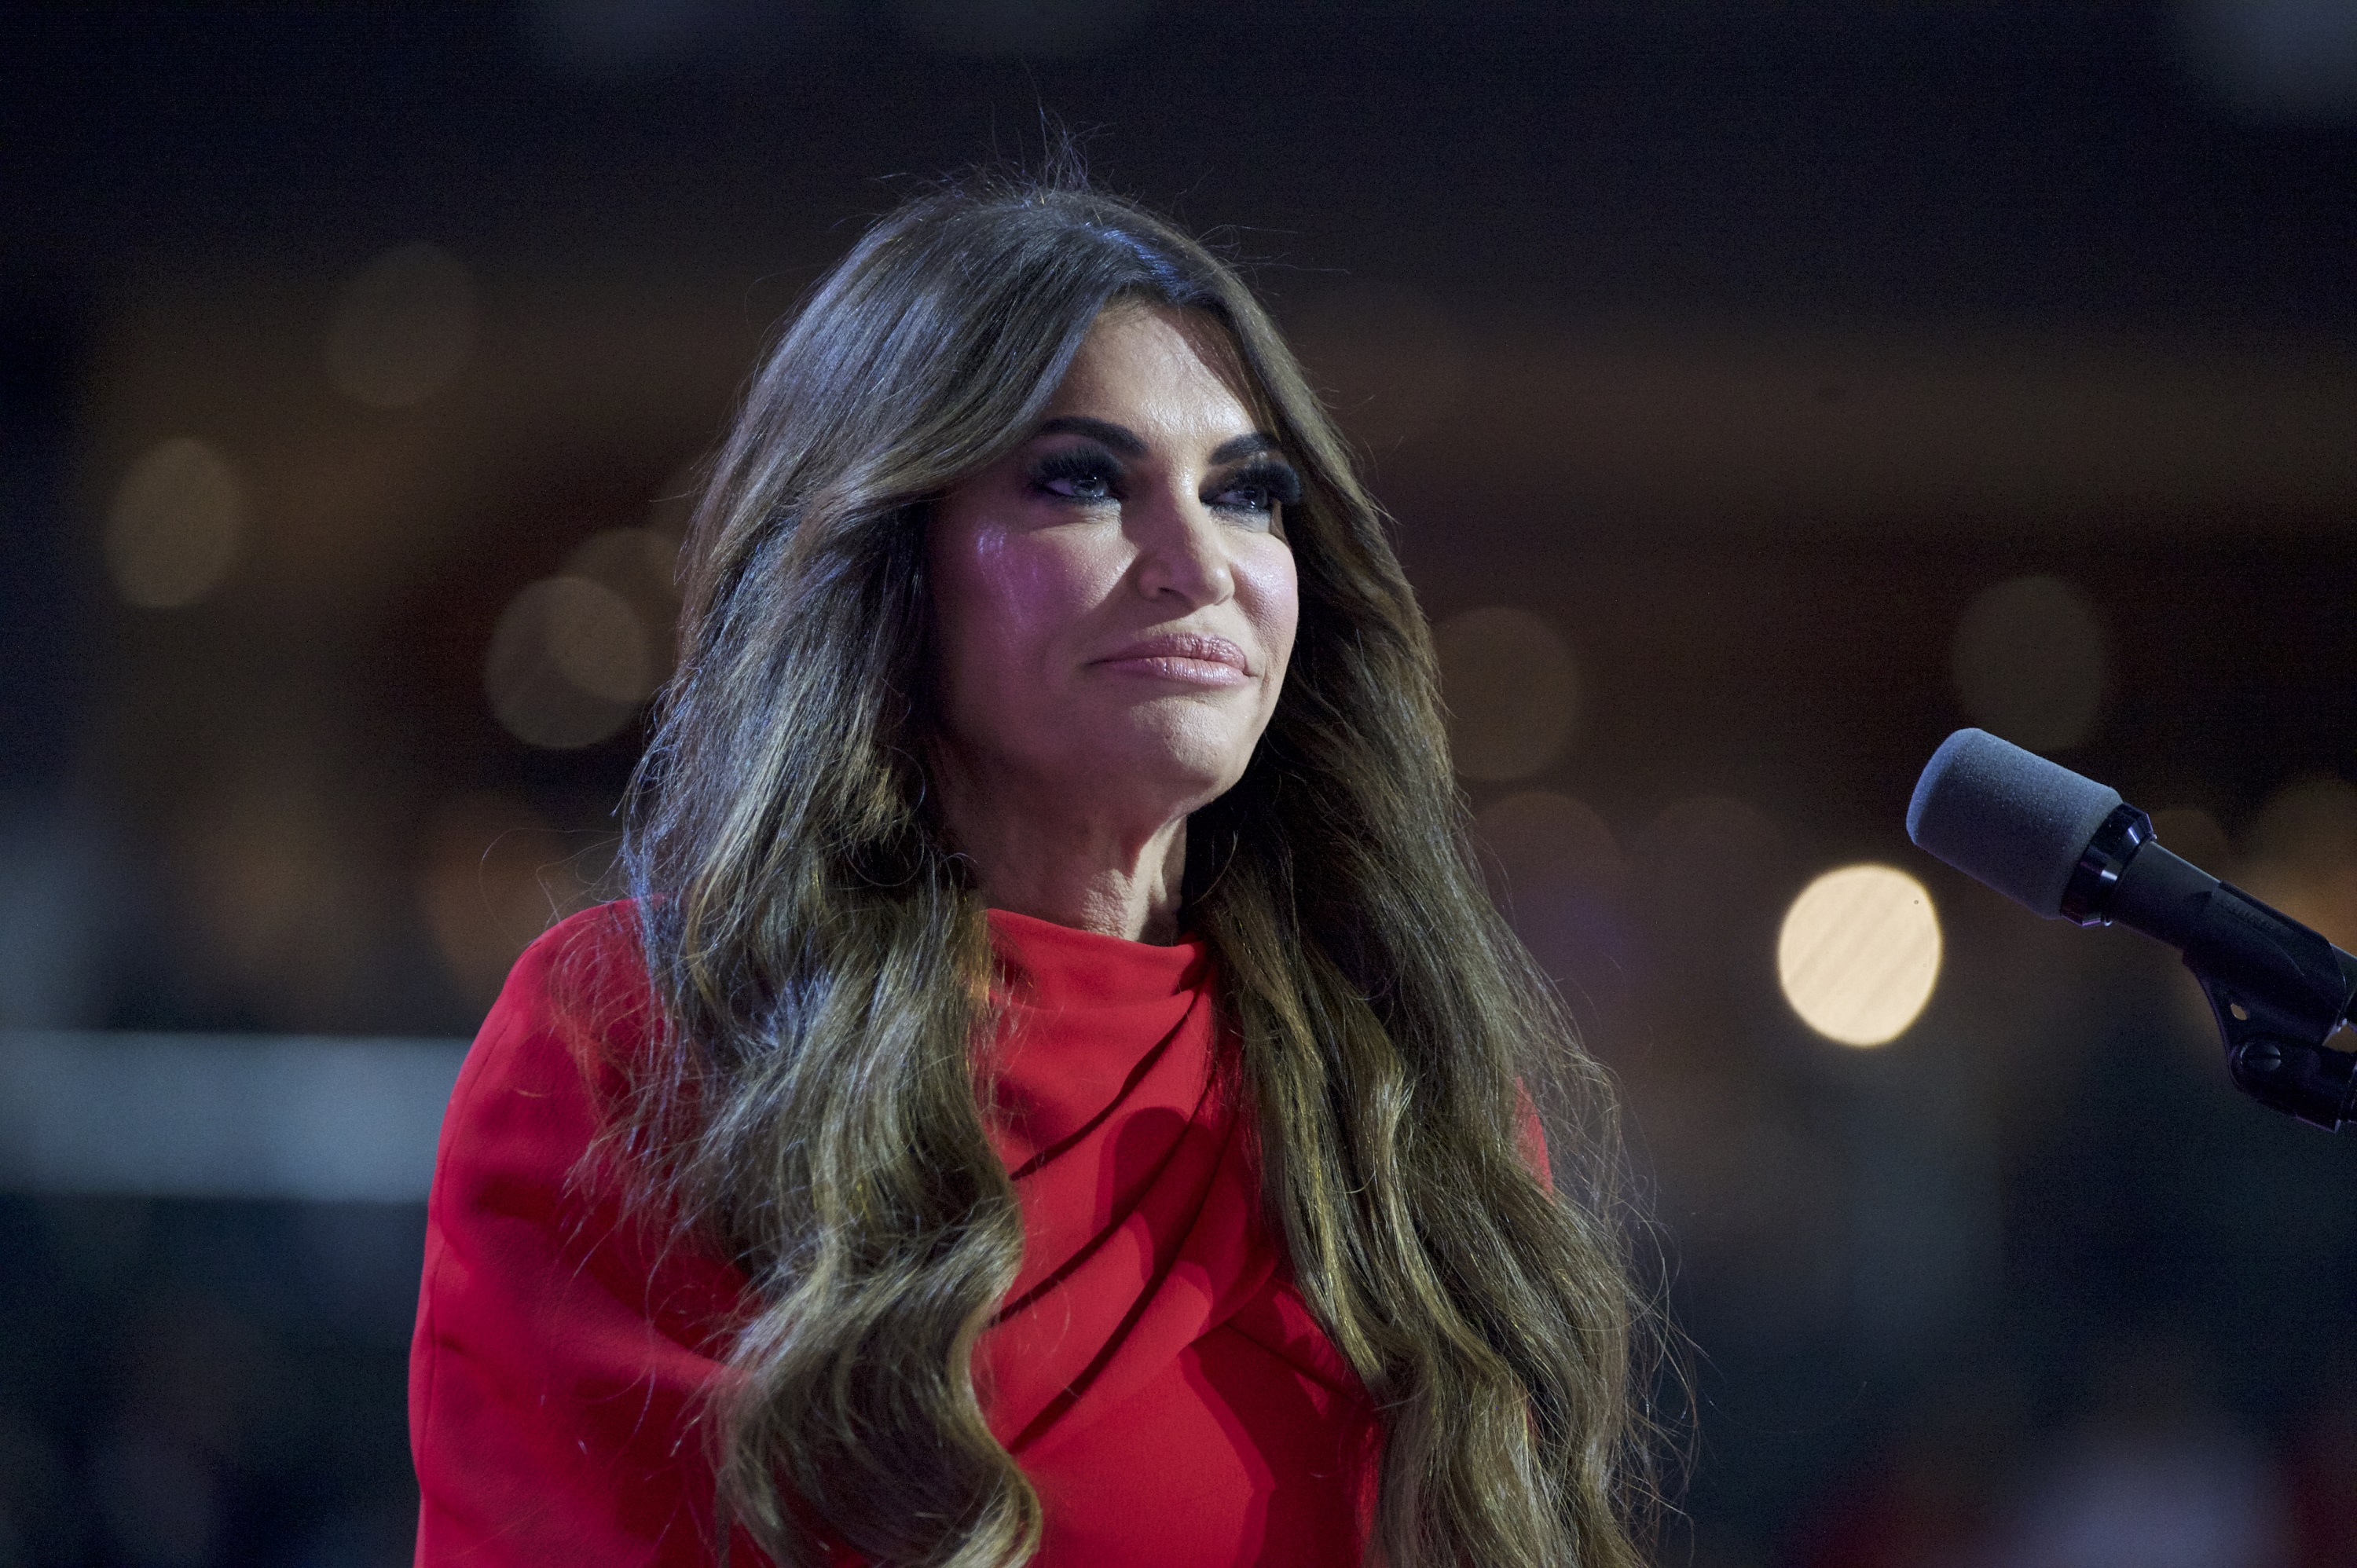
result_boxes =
[1034,416,1146,456]
[1208,432,1281,465]
[1032,416,1282,468]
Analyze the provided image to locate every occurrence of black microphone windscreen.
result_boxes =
[1906,728,2121,919]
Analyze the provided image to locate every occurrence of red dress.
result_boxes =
[409,903,1380,1566]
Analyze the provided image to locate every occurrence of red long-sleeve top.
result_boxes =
[409,903,1383,1565]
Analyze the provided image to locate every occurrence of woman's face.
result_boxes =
[929,304,1301,830]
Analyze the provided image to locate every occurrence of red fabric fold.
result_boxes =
[410,903,1379,1566]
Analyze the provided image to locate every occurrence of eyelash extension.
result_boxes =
[1209,460,1304,511]
[1028,448,1303,512]
[1028,448,1124,501]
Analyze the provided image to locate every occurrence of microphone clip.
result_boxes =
[2066,802,2357,1130]
[2204,973,2357,1132]
[2179,898,2357,1132]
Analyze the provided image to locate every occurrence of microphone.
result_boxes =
[1908,728,2357,1130]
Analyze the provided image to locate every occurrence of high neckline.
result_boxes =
[987,907,1211,1009]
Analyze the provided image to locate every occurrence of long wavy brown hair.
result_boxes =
[619,168,1659,1568]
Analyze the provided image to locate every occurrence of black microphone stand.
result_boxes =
[2063,804,2357,1132]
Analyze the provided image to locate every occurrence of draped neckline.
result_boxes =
[981,910,1218,1178]
[971,908,1277,1461]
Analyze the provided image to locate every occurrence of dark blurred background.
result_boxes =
[4,3,2356,1564]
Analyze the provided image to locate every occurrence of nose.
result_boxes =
[1128,485,1235,610]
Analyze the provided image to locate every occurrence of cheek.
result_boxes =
[937,524,1116,675]
[1236,542,1301,672]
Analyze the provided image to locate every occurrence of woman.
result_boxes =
[410,172,1653,1567]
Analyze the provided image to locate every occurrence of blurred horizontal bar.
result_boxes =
[0,1031,468,1202]
[1394,327,2357,526]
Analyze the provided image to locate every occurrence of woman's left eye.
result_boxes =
[1028,448,1124,506]
[1207,462,1303,518]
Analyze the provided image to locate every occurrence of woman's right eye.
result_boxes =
[1028,449,1124,506]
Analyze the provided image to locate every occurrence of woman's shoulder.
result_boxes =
[445,899,658,1142]
[490,896,656,1047]
[502,896,650,1008]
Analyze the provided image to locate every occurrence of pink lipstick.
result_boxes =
[1093,632,1254,687]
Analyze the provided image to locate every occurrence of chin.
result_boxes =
[1109,710,1259,798]
[1110,743,1245,811]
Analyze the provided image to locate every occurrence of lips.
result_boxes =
[1093,631,1255,685]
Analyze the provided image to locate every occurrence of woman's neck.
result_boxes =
[932,763,1189,943]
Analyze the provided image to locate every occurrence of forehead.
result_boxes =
[1044,305,1259,432]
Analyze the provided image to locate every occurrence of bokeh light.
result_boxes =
[104,438,245,609]
[2149,804,2234,875]
[324,243,478,409]
[1777,863,1943,1047]
[1951,573,2108,749]
[418,793,594,1004]
[1434,606,1580,782]
[564,525,683,678]
[1473,790,1624,987]
[2238,774,2357,951]
[543,579,647,702]
[484,577,647,748]
[1475,791,1625,901]
[2179,0,2357,123]
[178,760,365,1029]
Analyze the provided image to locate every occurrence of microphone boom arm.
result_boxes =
[2068,804,2357,1130]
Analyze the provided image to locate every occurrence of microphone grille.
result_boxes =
[1906,728,2121,919]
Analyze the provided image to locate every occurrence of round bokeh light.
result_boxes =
[1951,573,2107,751]
[106,437,245,609]
[1433,606,1580,782]
[1776,863,1943,1047]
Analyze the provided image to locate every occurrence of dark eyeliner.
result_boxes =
[1028,446,1125,503]
[1209,460,1303,510]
